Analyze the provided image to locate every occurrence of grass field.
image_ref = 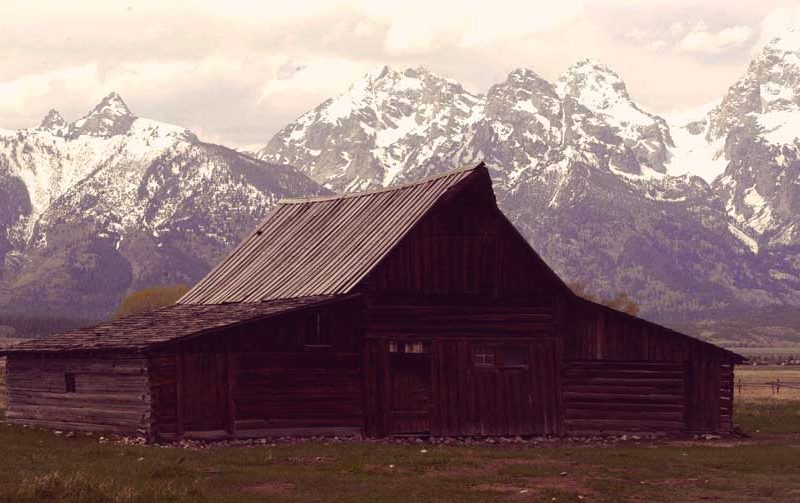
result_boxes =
[0,368,798,502]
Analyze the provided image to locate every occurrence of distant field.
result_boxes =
[734,346,800,355]
[735,366,800,400]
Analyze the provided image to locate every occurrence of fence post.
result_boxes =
[737,378,742,395]
[777,378,781,394]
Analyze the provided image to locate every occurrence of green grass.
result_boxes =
[1,400,800,503]
[735,399,800,434]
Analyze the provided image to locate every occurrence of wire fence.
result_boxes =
[735,378,800,395]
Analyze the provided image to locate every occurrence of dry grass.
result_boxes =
[735,366,800,400]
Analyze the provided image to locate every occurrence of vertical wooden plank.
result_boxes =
[175,348,184,436]
[225,343,235,434]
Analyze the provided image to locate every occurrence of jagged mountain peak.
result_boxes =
[87,92,132,118]
[38,109,68,136]
[68,92,135,139]
[558,59,632,111]
[505,68,553,88]
[360,65,466,96]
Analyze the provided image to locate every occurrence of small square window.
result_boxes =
[65,373,76,393]
[473,349,495,367]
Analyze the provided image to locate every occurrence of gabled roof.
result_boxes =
[179,164,483,305]
[1,296,346,354]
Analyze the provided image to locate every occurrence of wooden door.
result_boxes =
[180,351,229,432]
[467,343,533,436]
[387,341,431,434]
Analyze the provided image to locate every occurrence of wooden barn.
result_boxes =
[1,163,744,440]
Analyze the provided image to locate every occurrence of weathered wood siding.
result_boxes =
[563,361,685,434]
[359,176,564,303]
[357,179,568,437]
[560,298,736,434]
[5,354,149,434]
[149,298,364,439]
[364,304,560,437]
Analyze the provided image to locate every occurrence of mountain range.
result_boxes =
[3,27,800,345]
[0,94,324,318]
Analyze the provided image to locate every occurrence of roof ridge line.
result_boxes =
[279,162,484,204]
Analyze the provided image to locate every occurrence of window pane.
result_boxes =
[406,342,427,354]
[473,349,495,367]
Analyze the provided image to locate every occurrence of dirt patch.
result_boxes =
[241,482,294,494]
[363,463,412,474]
[473,476,593,499]
[431,458,564,478]
[521,475,593,494]
[287,455,333,465]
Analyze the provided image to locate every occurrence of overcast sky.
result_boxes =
[2,0,800,149]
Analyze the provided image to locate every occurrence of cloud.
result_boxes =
[678,22,754,55]
[0,0,795,147]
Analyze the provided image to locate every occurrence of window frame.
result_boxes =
[65,373,76,393]
[472,346,528,369]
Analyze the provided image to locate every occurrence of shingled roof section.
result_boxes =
[1,296,346,354]
[178,164,484,305]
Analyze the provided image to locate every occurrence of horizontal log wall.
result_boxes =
[562,361,685,435]
[233,352,362,430]
[5,354,149,435]
[561,298,738,434]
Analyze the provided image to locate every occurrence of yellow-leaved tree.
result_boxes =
[113,284,190,319]
[568,281,640,316]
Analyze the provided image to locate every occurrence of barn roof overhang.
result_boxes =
[571,295,746,364]
[0,295,359,355]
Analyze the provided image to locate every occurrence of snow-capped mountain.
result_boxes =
[258,37,800,322]
[5,24,800,334]
[262,66,484,191]
[0,93,324,317]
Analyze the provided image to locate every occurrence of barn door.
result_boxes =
[468,343,531,436]
[387,341,431,434]
[179,351,229,432]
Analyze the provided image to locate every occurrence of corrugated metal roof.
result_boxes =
[1,296,345,353]
[178,164,483,305]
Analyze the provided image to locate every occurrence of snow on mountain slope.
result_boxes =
[704,26,800,258]
[0,93,325,318]
[259,59,800,320]
[261,66,483,192]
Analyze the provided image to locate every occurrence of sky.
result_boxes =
[2,0,800,150]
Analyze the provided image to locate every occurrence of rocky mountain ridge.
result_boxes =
[0,94,324,317]
[258,32,800,326]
